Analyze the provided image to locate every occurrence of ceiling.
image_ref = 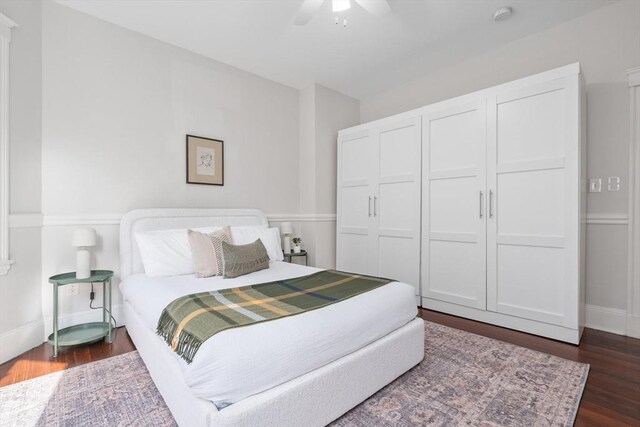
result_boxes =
[54,0,613,99]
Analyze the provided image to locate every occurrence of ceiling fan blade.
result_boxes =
[294,0,325,25]
[354,0,391,17]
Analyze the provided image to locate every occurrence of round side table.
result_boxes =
[48,270,113,357]
[283,250,308,266]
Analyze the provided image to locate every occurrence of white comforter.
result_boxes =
[120,262,417,408]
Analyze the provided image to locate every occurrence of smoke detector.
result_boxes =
[493,6,513,22]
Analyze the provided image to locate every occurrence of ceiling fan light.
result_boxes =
[332,0,351,13]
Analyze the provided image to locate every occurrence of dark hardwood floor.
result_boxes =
[1,310,638,426]
[0,326,135,388]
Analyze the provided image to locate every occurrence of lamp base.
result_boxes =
[76,248,91,279]
[283,236,292,254]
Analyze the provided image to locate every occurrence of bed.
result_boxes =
[119,208,425,427]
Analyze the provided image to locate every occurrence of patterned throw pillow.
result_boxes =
[221,239,270,279]
[187,226,231,278]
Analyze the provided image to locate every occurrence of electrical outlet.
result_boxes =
[68,284,79,296]
[589,178,602,193]
[607,177,620,191]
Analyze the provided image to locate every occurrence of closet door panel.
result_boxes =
[378,183,414,230]
[340,234,370,274]
[378,236,418,287]
[488,79,574,326]
[340,186,370,228]
[341,134,371,182]
[496,86,564,164]
[379,125,417,178]
[429,240,482,307]
[422,101,487,309]
[337,132,374,275]
[376,117,421,296]
[496,245,565,325]
[497,168,565,237]
[430,109,480,171]
[430,177,478,232]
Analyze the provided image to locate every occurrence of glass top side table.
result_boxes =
[48,270,113,357]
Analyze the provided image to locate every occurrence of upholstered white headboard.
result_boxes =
[119,208,269,279]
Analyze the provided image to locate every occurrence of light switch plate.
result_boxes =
[589,178,602,193]
[607,177,620,191]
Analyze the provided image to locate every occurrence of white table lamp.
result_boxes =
[280,222,293,254]
[72,227,96,279]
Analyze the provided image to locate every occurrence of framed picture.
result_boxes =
[186,135,224,186]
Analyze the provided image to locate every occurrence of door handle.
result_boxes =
[368,196,372,217]
[373,196,377,217]
[489,190,494,218]
[479,191,484,219]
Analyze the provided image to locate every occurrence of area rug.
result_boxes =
[0,321,588,427]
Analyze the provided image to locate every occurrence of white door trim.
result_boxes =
[0,13,17,276]
[627,66,640,338]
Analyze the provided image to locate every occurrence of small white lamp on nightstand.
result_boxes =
[72,227,96,279]
[281,222,293,254]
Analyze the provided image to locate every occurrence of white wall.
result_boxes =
[0,0,43,364]
[39,0,304,339]
[37,3,359,342]
[42,2,300,216]
[360,0,640,318]
[298,84,359,268]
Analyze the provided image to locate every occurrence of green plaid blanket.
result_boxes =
[157,270,393,363]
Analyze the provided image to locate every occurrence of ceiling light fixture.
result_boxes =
[332,0,351,13]
[294,0,389,26]
[493,6,513,22]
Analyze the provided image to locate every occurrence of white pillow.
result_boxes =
[135,225,278,276]
[230,227,284,262]
[135,228,206,277]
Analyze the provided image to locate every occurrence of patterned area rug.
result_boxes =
[0,321,588,427]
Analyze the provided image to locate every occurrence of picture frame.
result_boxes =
[186,134,224,186]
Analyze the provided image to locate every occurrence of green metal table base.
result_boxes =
[48,270,114,358]
[47,322,111,347]
[283,250,308,266]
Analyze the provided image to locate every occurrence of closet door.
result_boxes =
[374,117,421,296]
[487,77,579,328]
[422,100,487,309]
[337,130,376,275]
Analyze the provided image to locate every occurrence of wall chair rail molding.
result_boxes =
[43,214,123,226]
[585,213,629,225]
[627,66,640,338]
[267,213,337,223]
[0,13,17,275]
[41,213,337,227]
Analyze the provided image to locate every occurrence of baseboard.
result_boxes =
[627,314,640,338]
[422,297,581,344]
[0,319,44,365]
[42,304,124,341]
[584,304,627,335]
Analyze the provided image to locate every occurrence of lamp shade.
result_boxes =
[280,222,293,235]
[71,227,96,247]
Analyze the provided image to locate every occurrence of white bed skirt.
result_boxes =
[124,301,425,427]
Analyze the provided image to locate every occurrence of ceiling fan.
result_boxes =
[294,0,391,25]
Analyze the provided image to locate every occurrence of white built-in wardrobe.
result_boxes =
[337,63,586,343]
